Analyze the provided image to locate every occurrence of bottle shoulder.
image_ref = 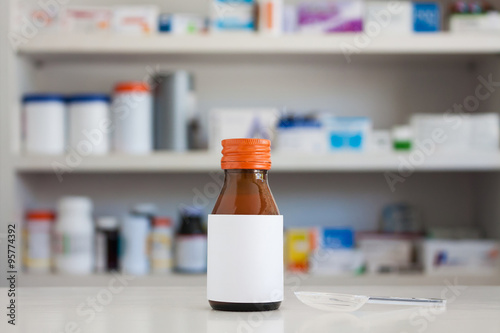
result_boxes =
[212,189,279,215]
[212,169,279,215]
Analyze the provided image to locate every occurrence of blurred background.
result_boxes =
[1,0,500,288]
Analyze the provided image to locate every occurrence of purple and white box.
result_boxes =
[297,1,363,33]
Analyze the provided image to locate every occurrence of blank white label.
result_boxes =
[207,214,283,303]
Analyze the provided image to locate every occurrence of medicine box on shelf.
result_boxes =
[421,240,500,275]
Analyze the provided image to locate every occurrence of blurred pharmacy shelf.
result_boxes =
[19,273,500,287]
[13,151,500,173]
[5,0,500,288]
[16,34,500,57]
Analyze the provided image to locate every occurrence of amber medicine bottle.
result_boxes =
[208,138,283,312]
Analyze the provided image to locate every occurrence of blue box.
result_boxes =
[320,228,354,249]
[413,3,440,32]
[158,14,171,32]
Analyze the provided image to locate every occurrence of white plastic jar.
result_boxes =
[112,82,153,154]
[54,196,94,275]
[23,94,66,155]
[24,210,55,274]
[68,94,111,155]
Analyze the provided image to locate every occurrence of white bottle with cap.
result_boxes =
[68,94,111,155]
[23,94,66,155]
[54,196,94,275]
[121,204,155,275]
[112,82,153,154]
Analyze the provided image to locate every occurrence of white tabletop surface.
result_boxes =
[3,284,500,333]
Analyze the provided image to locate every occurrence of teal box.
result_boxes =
[212,0,256,31]
[323,116,371,152]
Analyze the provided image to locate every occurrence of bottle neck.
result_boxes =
[223,169,269,185]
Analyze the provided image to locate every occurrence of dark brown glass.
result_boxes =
[209,169,281,312]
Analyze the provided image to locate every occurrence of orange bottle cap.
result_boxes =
[114,81,150,93]
[221,138,271,170]
[153,217,172,227]
[26,210,55,221]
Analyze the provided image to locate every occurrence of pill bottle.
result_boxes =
[150,217,173,274]
[95,216,120,273]
[112,82,153,154]
[54,197,94,275]
[24,210,55,274]
[68,94,111,155]
[208,138,283,312]
[121,204,155,275]
[23,94,66,155]
[175,206,207,273]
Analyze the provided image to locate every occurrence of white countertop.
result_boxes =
[18,273,500,287]
[3,284,500,333]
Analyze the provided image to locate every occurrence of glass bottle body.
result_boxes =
[210,169,281,312]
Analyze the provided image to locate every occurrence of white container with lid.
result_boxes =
[112,82,153,154]
[54,196,94,275]
[68,94,111,155]
[23,94,66,155]
[121,215,150,275]
[121,203,155,275]
[24,210,55,274]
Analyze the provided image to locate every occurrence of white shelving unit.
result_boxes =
[17,34,500,56]
[3,0,500,287]
[14,151,500,173]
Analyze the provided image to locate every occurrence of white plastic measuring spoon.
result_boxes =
[295,291,446,312]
